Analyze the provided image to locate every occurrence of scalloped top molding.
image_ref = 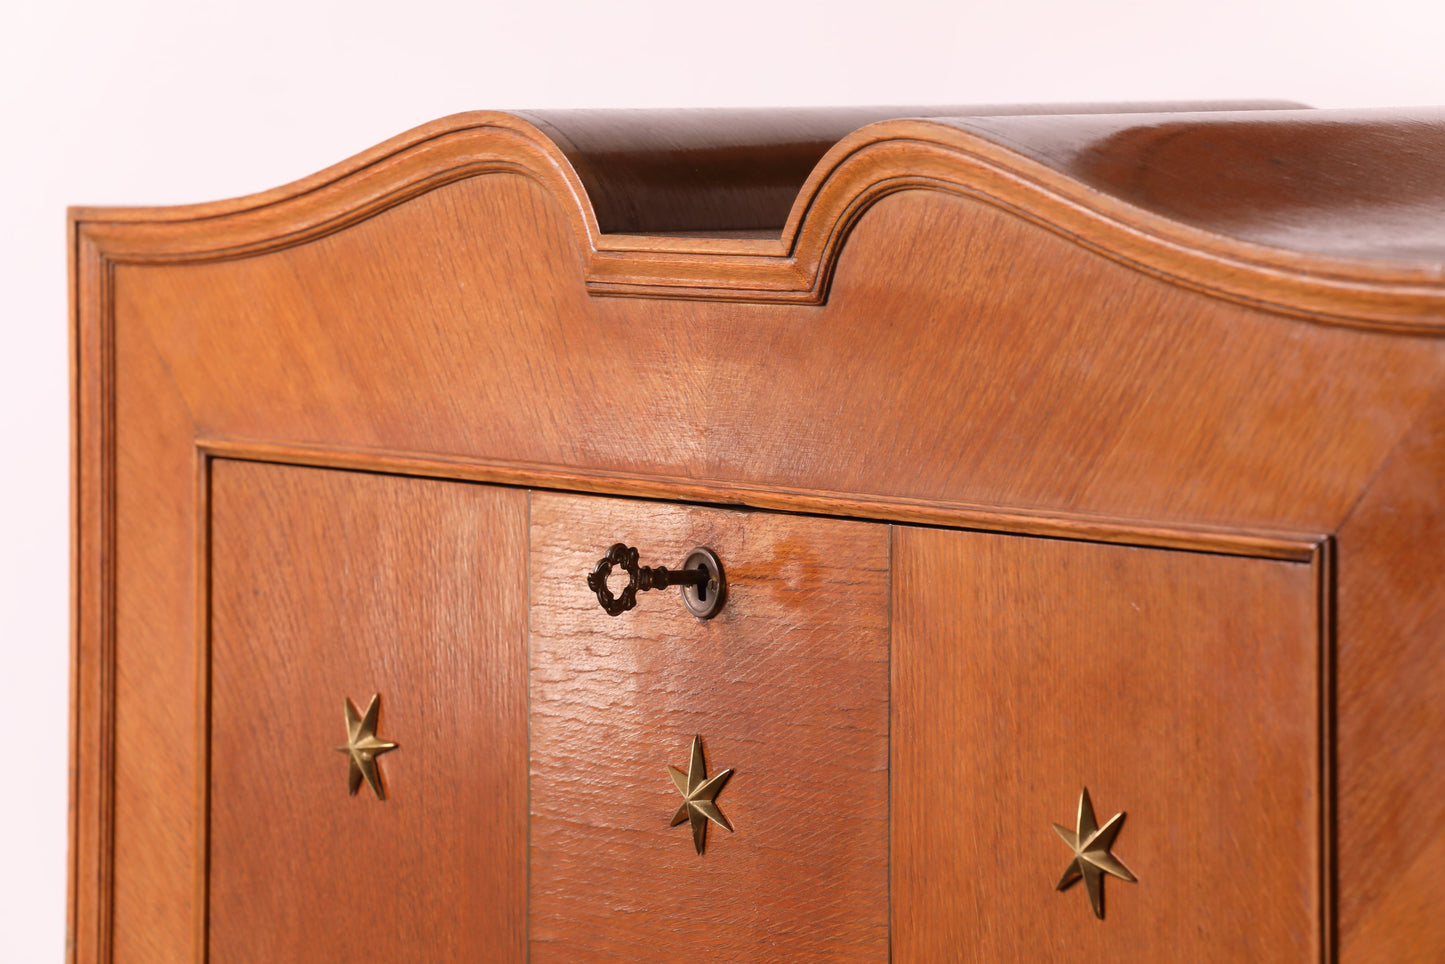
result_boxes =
[72,105,1445,332]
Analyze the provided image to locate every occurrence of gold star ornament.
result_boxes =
[667,735,733,855]
[1053,787,1136,919]
[335,693,398,800]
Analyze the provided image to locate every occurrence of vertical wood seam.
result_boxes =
[525,488,533,964]
[192,451,214,964]
[1317,538,1338,963]
[886,524,895,964]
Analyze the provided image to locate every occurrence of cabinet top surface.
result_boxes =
[523,104,1445,261]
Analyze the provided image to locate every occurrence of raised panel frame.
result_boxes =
[71,108,1445,962]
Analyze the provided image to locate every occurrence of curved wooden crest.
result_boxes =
[73,106,1445,333]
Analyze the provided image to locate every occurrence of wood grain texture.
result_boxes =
[107,181,1445,540]
[110,272,199,962]
[206,461,526,962]
[1333,381,1445,963]
[528,492,889,962]
[892,526,1323,961]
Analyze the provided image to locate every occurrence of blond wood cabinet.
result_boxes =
[72,105,1445,962]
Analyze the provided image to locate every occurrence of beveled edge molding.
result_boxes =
[69,116,599,267]
[68,110,1445,333]
[196,436,1324,562]
[69,228,117,964]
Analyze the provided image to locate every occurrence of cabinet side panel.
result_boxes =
[892,527,1320,961]
[206,462,527,962]
[1334,385,1445,962]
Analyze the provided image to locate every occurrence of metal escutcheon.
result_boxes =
[586,543,726,619]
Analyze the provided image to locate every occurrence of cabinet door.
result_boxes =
[893,527,1322,961]
[528,493,891,962]
[207,461,528,962]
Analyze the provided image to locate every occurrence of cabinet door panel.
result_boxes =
[893,527,1321,961]
[528,492,890,962]
[207,461,527,962]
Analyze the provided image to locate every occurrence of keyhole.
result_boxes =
[678,547,725,620]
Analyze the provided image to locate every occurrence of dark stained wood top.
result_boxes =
[513,103,1303,235]
[938,108,1445,263]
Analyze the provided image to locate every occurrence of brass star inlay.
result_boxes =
[1053,787,1136,919]
[667,735,733,855]
[334,693,398,800]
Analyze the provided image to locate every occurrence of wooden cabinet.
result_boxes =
[71,105,1445,962]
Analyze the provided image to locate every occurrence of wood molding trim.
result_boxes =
[70,233,115,964]
[70,110,1445,332]
[196,437,1324,562]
